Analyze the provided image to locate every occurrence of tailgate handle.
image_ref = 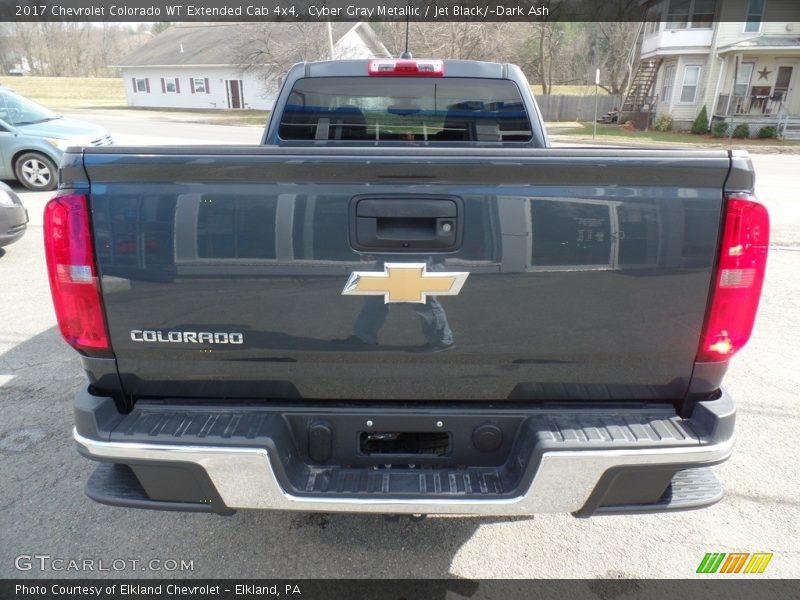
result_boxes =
[351,197,463,252]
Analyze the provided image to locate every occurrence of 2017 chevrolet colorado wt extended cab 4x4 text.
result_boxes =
[45,59,769,517]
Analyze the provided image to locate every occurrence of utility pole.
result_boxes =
[594,68,600,140]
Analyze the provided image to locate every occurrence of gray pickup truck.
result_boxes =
[45,59,769,517]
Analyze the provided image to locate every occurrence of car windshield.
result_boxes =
[0,89,61,126]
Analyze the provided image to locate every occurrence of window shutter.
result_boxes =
[161,78,165,93]
[145,79,150,93]
[131,77,136,93]
[205,78,210,94]
[175,78,180,93]
[190,78,195,94]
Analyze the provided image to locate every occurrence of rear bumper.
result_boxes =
[73,391,735,517]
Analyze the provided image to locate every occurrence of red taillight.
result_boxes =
[368,59,444,77]
[44,194,111,355]
[697,195,769,362]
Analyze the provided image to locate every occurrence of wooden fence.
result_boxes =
[534,94,621,122]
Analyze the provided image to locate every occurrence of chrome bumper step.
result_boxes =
[74,391,735,516]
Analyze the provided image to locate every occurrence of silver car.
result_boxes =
[0,87,112,191]
[0,182,27,248]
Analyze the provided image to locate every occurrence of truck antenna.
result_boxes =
[400,17,412,59]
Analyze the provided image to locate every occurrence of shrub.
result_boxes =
[691,106,709,134]
[758,125,777,139]
[732,124,750,139]
[653,115,673,132]
[712,122,729,138]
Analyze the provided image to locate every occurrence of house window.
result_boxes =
[666,0,715,30]
[163,77,179,93]
[661,65,676,104]
[134,78,149,93]
[744,0,765,33]
[192,78,206,93]
[667,0,691,28]
[644,4,662,35]
[690,0,716,28]
[680,66,701,103]
[733,63,754,98]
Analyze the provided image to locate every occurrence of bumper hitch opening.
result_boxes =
[360,431,451,456]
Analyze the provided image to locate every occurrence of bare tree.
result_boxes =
[576,21,640,95]
[0,23,15,73]
[8,23,38,75]
[232,23,333,87]
[375,22,528,63]
[151,22,172,35]
[517,22,570,96]
[1,23,150,77]
[512,18,639,97]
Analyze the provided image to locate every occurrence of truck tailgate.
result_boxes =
[81,147,730,401]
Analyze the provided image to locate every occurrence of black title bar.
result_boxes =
[4,0,797,23]
[4,0,629,22]
[4,0,627,22]
[2,579,800,600]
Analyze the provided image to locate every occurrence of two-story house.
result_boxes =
[630,0,800,138]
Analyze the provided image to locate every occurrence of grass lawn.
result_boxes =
[0,76,268,126]
[99,106,270,127]
[531,85,612,96]
[559,122,799,147]
[0,76,126,109]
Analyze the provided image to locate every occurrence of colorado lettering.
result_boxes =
[130,330,244,344]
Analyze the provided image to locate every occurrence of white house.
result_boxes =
[627,0,800,137]
[113,23,390,111]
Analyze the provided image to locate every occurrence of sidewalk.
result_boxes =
[65,106,268,127]
[546,122,800,154]
[550,133,800,154]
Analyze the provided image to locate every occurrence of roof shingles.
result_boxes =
[719,35,800,52]
[114,22,374,67]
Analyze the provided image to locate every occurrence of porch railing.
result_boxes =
[715,93,785,117]
[777,102,791,139]
[626,95,659,113]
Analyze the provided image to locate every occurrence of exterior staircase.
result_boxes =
[621,58,663,113]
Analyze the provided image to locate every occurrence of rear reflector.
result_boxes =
[697,196,769,362]
[44,194,111,355]
[368,59,444,77]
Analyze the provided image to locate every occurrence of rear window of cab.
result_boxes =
[278,77,533,143]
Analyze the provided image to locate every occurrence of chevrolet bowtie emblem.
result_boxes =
[342,263,469,304]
